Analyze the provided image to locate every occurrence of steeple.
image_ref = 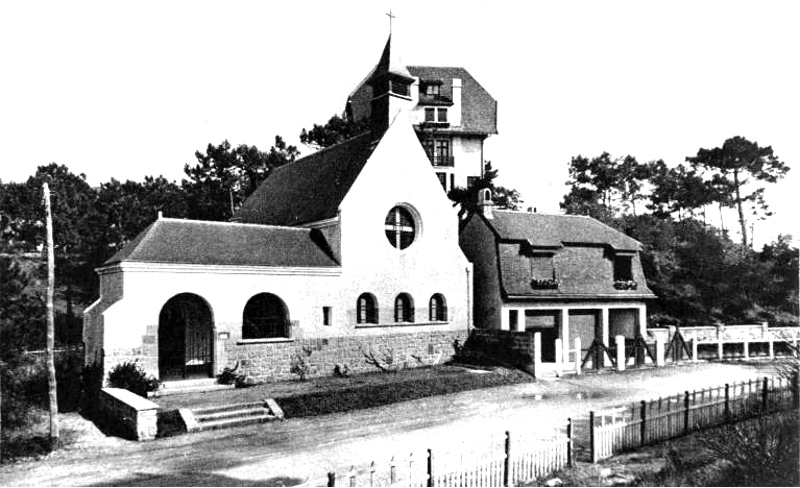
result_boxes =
[368,34,416,130]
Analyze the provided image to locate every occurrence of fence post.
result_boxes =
[616,335,625,372]
[427,449,434,487]
[683,391,690,435]
[691,333,698,362]
[504,431,511,487]
[724,383,731,421]
[762,376,769,412]
[589,411,596,463]
[327,472,336,487]
[574,337,582,375]
[640,400,647,446]
[567,418,574,468]
[655,338,665,367]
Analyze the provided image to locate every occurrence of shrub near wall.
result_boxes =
[459,329,537,374]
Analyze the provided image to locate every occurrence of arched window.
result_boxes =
[357,293,378,324]
[429,293,447,322]
[242,293,289,339]
[394,293,414,323]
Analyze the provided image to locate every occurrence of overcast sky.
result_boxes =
[1,1,797,248]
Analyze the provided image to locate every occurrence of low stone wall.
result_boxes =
[98,388,159,441]
[460,329,536,375]
[226,329,467,382]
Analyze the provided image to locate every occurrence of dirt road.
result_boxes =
[0,362,779,486]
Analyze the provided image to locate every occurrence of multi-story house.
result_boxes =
[346,36,498,194]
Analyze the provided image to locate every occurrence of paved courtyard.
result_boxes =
[0,361,780,486]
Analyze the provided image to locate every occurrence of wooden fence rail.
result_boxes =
[590,374,797,462]
[303,421,573,487]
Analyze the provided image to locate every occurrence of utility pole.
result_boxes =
[43,183,59,449]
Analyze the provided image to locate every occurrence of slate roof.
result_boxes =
[408,66,498,135]
[233,130,382,226]
[104,218,339,268]
[486,211,642,251]
[465,210,655,299]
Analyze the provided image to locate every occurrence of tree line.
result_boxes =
[560,136,796,327]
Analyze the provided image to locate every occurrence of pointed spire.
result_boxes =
[374,35,413,81]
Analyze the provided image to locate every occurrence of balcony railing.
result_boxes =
[428,154,455,167]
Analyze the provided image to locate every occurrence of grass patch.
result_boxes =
[276,365,531,418]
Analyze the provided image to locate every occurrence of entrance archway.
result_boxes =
[158,293,214,380]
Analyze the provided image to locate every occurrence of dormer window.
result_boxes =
[613,256,633,282]
[425,84,440,96]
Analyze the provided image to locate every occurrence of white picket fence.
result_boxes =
[303,421,573,487]
[590,375,797,462]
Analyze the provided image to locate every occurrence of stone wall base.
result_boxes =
[226,330,467,382]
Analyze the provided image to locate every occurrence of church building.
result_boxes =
[83,35,475,383]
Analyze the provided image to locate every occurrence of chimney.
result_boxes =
[478,188,494,219]
[451,78,462,127]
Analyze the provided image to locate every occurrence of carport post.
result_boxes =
[615,335,625,372]
[574,338,582,375]
[768,339,774,359]
[554,338,563,377]
[743,338,749,360]
[691,333,698,362]
[717,339,724,360]
[533,332,542,372]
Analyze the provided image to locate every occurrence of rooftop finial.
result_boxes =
[386,10,395,35]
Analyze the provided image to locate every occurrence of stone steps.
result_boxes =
[183,399,284,433]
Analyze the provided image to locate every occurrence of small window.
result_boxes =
[437,108,448,122]
[357,293,378,324]
[323,306,332,326]
[425,84,439,96]
[425,107,436,122]
[390,80,410,97]
[395,293,414,323]
[509,310,519,330]
[429,294,447,322]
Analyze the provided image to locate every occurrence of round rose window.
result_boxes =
[384,206,416,249]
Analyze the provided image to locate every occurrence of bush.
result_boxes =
[107,361,160,398]
[701,412,799,486]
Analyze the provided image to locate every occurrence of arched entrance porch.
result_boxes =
[158,293,214,380]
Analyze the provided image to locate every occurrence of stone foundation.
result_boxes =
[225,330,467,382]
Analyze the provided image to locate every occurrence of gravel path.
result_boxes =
[0,361,779,486]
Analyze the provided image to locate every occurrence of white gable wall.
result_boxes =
[339,114,471,335]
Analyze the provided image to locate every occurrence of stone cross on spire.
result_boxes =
[386,10,395,35]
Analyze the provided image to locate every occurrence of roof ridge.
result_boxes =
[160,217,312,232]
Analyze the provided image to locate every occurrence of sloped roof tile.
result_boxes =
[233,130,382,226]
[105,218,339,268]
